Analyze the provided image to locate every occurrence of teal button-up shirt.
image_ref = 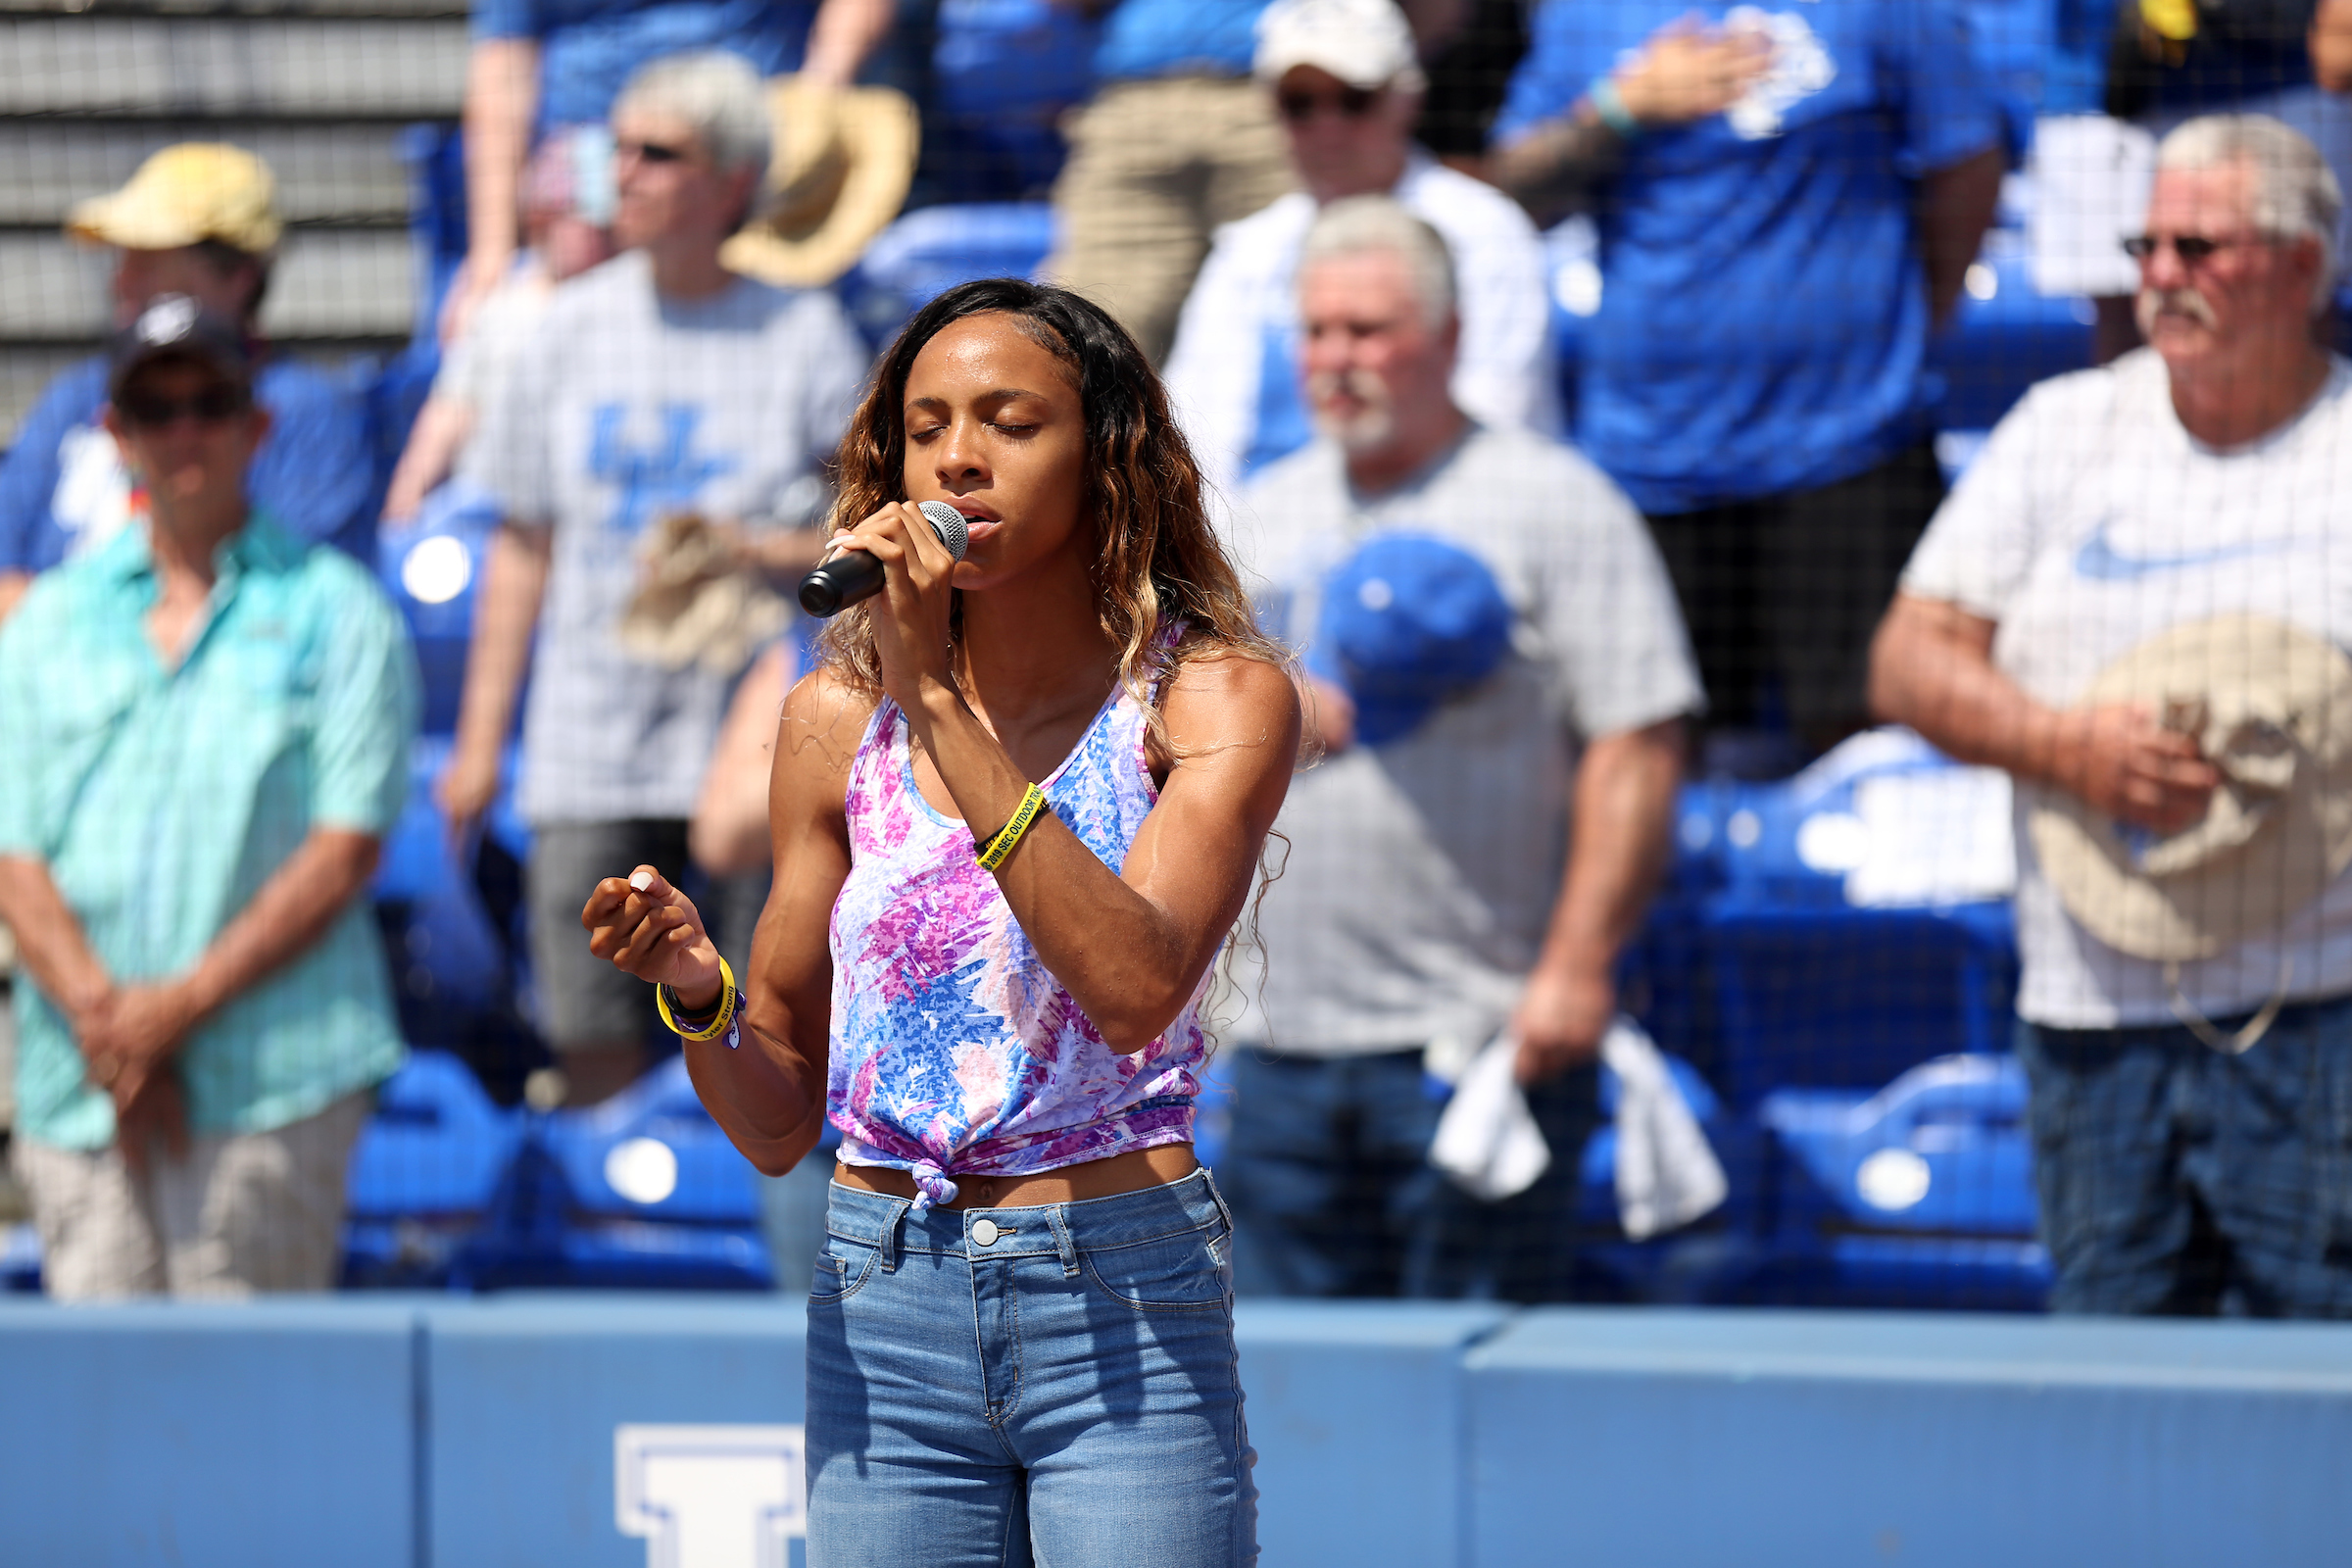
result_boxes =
[0,513,418,1150]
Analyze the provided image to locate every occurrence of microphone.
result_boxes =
[797,500,971,617]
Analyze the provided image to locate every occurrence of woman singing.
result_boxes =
[582,278,1298,1566]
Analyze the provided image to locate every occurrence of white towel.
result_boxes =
[1428,1033,1551,1201]
[1604,1019,1728,1241]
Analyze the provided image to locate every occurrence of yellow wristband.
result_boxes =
[2140,0,2196,41]
[658,955,737,1043]
[976,784,1048,872]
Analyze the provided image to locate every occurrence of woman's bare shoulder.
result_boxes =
[1159,644,1301,760]
[774,664,884,789]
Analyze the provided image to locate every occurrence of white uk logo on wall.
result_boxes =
[614,1424,807,1568]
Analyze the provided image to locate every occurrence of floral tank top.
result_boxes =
[827,642,1208,1210]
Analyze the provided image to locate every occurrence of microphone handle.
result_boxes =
[796,503,970,619]
[797,549,887,617]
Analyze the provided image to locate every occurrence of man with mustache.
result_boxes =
[1874,117,2352,1316]
[1218,197,1699,1299]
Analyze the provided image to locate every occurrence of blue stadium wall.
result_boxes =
[3,1297,2349,1566]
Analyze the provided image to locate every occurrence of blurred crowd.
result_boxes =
[1,0,2350,1315]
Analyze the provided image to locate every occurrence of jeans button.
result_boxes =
[971,1218,1000,1247]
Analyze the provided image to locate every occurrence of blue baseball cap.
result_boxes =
[1309,533,1513,745]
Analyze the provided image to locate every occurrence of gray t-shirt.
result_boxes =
[466,251,866,823]
[1234,426,1701,1056]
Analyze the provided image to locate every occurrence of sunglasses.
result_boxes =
[116,385,252,428]
[616,138,692,165]
[2121,232,2265,264]
[1278,85,1379,122]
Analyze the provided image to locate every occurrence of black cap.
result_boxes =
[107,294,257,402]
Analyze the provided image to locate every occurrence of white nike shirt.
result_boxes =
[1904,348,2352,1028]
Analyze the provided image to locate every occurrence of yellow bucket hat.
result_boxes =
[67,143,282,255]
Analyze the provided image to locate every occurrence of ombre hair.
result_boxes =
[814,277,1289,735]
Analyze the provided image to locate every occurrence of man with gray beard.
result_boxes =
[1217,197,1700,1299]
[1875,116,2352,1315]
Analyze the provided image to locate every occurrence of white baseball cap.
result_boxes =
[1254,0,1426,93]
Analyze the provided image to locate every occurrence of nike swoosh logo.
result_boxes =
[2074,521,2284,581]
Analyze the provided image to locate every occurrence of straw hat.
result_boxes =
[2030,613,2352,960]
[721,76,918,289]
[617,513,792,677]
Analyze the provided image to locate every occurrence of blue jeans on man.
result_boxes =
[1217,1047,1600,1302]
[2019,996,2352,1317]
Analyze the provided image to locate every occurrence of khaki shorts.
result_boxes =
[13,1088,373,1300]
[1046,74,1294,365]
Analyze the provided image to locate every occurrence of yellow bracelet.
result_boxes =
[657,956,738,1043]
[976,784,1048,872]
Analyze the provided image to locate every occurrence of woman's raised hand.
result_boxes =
[829,501,964,711]
[581,865,726,1008]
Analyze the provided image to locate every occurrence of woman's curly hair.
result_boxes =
[813,277,1289,735]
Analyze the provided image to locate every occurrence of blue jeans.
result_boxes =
[805,1169,1257,1567]
[1217,1048,1602,1301]
[2018,995,2352,1318]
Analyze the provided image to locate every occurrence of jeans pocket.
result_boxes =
[809,1233,880,1304]
[1081,1222,1231,1312]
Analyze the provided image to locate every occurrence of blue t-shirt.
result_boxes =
[1496,0,2005,513]
[471,0,816,131]
[1094,0,1267,82]
[0,356,377,573]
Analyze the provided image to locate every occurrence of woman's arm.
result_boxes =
[842,505,1302,1054]
[961,651,1300,1053]
[584,670,869,1174]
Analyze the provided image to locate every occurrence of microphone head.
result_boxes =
[916,500,971,562]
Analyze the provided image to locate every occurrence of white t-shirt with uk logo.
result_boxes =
[1903,348,2352,1027]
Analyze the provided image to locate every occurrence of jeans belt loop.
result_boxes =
[880,1198,910,1272]
[1046,1203,1082,1278]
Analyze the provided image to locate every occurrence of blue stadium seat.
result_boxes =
[378,490,501,737]
[341,1051,528,1287]
[842,203,1056,345]
[1929,237,2096,435]
[537,1056,764,1228]
[449,1058,772,1292]
[1702,899,2020,1109]
[1650,735,2024,1110]
[1,1225,41,1294]
[1757,1054,2051,1309]
[929,0,1100,200]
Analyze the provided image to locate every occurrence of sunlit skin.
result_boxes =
[1278,65,1418,205]
[105,360,270,559]
[611,106,756,299]
[2135,163,2330,447]
[579,311,1300,1187]
[1299,247,1464,493]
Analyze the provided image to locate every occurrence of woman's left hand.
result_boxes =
[828,501,963,712]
